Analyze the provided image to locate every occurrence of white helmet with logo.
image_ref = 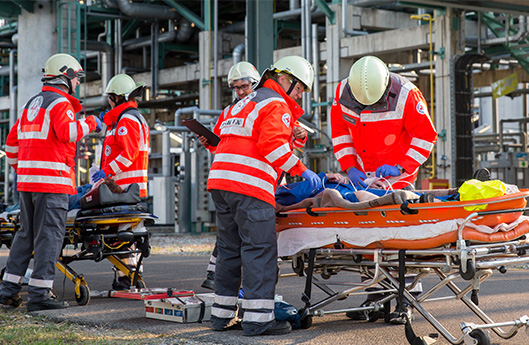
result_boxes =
[42,53,84,81]
[104,74,147,101]
[228,61,260,88]
[348,56,389,106]
[271,55,314,92]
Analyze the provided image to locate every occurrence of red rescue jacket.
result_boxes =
[100,101,150,197]
[5,86,98,194]
[206,79,307,205]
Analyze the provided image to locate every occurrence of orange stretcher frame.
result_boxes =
[276,189,529,250]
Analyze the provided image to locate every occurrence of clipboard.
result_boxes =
[181,119,220,147]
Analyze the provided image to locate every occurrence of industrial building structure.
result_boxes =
[0,0,528,233]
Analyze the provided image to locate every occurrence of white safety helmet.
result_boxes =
[42,53,84,81]
[228,61,260,88]
[104,74,147,101]
[348,56,389,106]
[271,55,314,92]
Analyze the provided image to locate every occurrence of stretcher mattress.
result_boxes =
[276,189,529,256]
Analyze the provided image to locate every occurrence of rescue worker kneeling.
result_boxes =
[207,55,321,336]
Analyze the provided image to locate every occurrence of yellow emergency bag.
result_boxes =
[458,179,506,211]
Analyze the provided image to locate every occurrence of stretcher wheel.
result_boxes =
[460,261,475,280]
[140,242,150,258]
[94,249,104,262]
[298,308,312,329]
[75,284,90,306]
[135,280,146,289]
[292,256,304,276]
[468,329,490,345]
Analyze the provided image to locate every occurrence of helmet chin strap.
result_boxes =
[67,79,74,95]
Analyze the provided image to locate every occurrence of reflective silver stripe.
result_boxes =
[209,170,274,197]
[411,137,434,151]
[5,145,18,153]
[242,299,275,310]
[211,307,236,319]
[79,118,90,137]
[7,158,17,165]
[18,174,72,186]
[335,147,356,161]
[3,272,23,284]
[210,255,217,263]
[279,154,299,172]
[215,294,238,305]
[18,111,51,140]
[18,160,70,172]
[340,104,359,117]
[362,82,413,122]
[116,154,133,167]
[207,263,216,271]
[109,160,120,174]
[69,121,78,142]
[28,277,53,288]
[114,170,148,180]
[214,153,277,180]
[332,135,353,146]
[243,311,274,322]
[221,97,285,137]
[407,148,428,165]
[265,143,291,164]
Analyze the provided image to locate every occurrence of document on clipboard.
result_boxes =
[181,119,220,147]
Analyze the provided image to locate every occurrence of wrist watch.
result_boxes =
[395,164,405,174]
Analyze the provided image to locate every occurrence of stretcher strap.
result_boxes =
[77,204,148,217]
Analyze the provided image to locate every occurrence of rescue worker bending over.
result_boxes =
[331,56,437,324]
[199,61,308,291]
[91,73,150,290]
[207,56,320,336]
[0,53,102,311]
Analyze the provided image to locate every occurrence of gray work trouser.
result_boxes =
[0,192,67,302]
[209,190,277,336]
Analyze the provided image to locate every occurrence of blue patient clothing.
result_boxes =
[275,172,394,206]
[274,173,458,206]
[67,184,93,210]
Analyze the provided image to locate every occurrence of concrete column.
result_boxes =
[17,1,57,112]
[434,8,465,185]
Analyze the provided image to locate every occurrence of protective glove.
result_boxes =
[91,169,107,183]
[301,169,322,192]
[94,116,103,133]
[99,110,107,121]
[376,164,401,178]
[347,167,367,189]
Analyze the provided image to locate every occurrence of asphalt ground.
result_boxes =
[1,239,529,345]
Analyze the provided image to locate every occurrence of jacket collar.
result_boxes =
[42,85,82,113]
[104,100,138,126]
[263,79,304,120]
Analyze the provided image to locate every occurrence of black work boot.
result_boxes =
[27,293,69,312]
[0,292,22,309]
[201,271,215,290]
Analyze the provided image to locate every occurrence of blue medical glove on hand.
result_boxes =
[94,116,103,133]
[91,169,107,183]
[99,111,107,121]
[301,169,322,192]
[347,168,367,189]
[376,164,401,178]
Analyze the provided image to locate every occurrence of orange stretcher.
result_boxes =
[276,189,529,345]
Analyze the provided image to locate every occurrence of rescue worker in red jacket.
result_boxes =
[207,56,321,336]
[331,55,437,190]
[91,73,150,289]
[331,56,437,324]
[0,53,102,311]
[199,61,308,291]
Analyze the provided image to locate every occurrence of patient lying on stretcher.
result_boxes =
[275,172,519,212]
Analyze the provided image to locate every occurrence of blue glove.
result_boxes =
[376,164,401,178]
[301,169,322,192]
[347,168,367,189]
[94,116,102,133]
[91,169,107,183]
[99,110,107,121]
